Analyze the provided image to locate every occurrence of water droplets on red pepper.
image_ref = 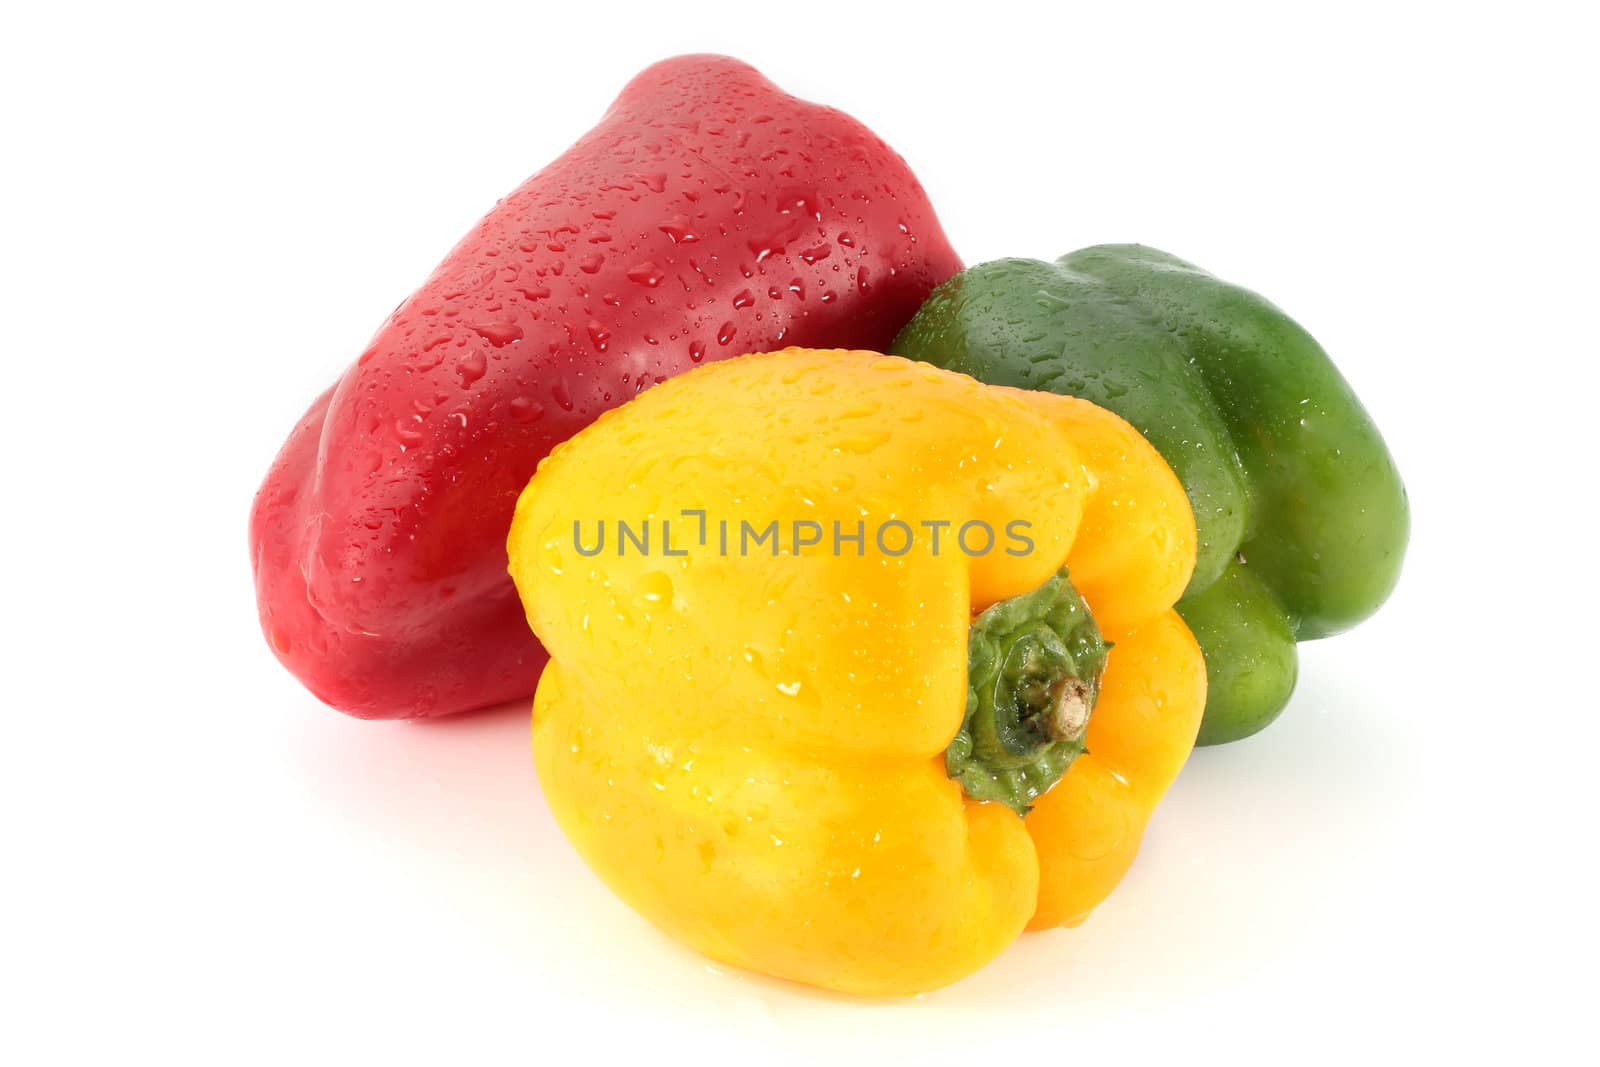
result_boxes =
[508,397,544,424]
[456,350,488,385]
[659,216,698,243]
[471,322,523,347]
[626,262,663,287]
[551,379,573,411]
[579,253,605,274]
[394,416,425,445]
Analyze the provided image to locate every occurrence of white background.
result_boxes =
[5,1,1596,1062]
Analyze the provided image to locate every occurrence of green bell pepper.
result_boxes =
[891,244,1408,744]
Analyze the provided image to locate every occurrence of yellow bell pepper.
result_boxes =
[507,348,1205,995]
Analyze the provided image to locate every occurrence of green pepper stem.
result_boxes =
[946,567,1107,815]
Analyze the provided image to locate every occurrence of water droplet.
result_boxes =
[837,232,855,247]
[551,379,573,411]
[470,322,523,347]
[731,289,754,309]
[637,571,673,605]
[835,430,892,453]
[626,262,663,287]
[587,321,610,352]
[689,340,706,362]
[659,216,698,243]
[717,321,736,345]
[799,244,831,264]
[393,416,424,445]
[456,350,488,385]
[517,285,551,301]
[635,172,668,193]
[579,253,605,274]
[747,218,806,262]
[856,265,871,291]
[788,277,806,300]
[779,189,820,219]
[509,397,544,423]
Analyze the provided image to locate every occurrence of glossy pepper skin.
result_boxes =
[507,348,1205,995]
[891,245,1409,744]
[250,56,961,718]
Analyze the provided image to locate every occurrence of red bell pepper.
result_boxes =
[250,55,962,718]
